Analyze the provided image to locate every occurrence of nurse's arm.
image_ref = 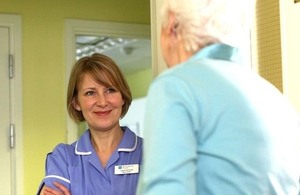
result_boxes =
[38,182,71,195]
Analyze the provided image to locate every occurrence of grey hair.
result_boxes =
[161,0,256,52]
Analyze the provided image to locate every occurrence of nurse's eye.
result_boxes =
[85,91,95,96]
[106,87,117,94]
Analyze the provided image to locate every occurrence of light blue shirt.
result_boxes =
[137,44,300,195]
[38,127,143,195]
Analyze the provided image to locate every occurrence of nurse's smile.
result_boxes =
[95,110,111,116]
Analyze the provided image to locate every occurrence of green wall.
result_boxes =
[126,68,152,98]
[0,1,150,194]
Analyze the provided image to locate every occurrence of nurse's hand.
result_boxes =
[42,182,71,195]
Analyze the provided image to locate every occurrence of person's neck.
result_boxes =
[90,126,123,153]
[168,40,196,68]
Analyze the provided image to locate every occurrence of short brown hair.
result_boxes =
[67,53,132,123]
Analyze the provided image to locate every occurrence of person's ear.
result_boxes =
[168,12,179,37]
[72,98,81,111]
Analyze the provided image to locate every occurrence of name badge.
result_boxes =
[114,164,139,175]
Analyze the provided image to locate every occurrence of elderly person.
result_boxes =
[137,0,300,194]
[38,53,143,195]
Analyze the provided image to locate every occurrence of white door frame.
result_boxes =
[65,19,151,143]
[0,14,23,195]
[150,0,168,76]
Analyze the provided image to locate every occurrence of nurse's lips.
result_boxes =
[94,110,111,116]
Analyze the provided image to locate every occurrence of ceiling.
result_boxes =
[76,35,152,74]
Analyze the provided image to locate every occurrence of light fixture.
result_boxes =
[120,46,135,55]
[76,35,137,59]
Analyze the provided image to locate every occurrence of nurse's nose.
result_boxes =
[96,93,107,107]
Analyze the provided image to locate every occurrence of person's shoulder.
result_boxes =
[53,142,75,150]
[149,66,192,96]
[123,126,143,146]
[49,142,76,157]
[154,61,197,85]
[123,127,143,139]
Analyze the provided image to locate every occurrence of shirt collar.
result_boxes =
[74,127,138,156]
[74,130,92,156]
[192,43,242,64]
[118,126,138,152]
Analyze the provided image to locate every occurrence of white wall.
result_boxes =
[120,97,147,137]
[280,0,300,113]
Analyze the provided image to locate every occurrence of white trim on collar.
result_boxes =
[118,134,138,152]
[75,141,92,155]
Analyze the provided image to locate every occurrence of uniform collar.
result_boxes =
[74,126,138,156]
[118,126,138,152]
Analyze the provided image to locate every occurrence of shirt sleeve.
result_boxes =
[37,143,72,193]
[137,75,199,195]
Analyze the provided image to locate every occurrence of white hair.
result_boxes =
[161,0,256,52]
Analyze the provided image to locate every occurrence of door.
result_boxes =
[0,26,12,194]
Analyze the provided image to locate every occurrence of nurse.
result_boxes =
[37,53,143,195]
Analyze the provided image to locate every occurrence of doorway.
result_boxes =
[0,14,23,195]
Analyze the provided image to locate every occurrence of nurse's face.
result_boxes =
[73,73,124,132]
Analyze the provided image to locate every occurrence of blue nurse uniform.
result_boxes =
[38,127,142,195]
